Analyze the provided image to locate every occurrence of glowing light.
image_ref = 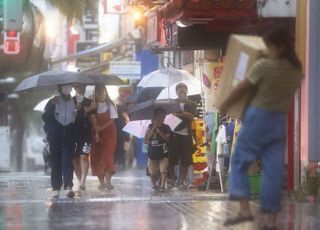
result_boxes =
[69,25,79,35]
[133,11,142,20]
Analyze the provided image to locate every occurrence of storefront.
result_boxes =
[144,0,300,191]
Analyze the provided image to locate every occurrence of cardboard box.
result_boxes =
[216,35,266,119]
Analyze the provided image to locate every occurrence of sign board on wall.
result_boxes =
[109,61,141,79]
[199,62,224,112]
[76,42,100,67]
[258,0,296,17]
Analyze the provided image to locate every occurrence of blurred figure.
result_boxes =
[42,84,76,198]
[221,25,303,229]
[90,85,118,190]
[124,98,136,169]
[168,82,197,191]
[144,108,171,192]
[73,85,94,191]
[114,89,130,170]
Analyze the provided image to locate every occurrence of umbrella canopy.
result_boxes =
[157,79,202,99]
[128,99,180,121]
[128,87,165,104]
[85,73,125,85]
[122,114,182,138]
[14,70,102,93]
[33,97,52,112]
[137,68,197,88]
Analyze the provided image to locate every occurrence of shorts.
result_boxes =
[74,139,91,157]
[169,133,193,167]
[147,157,169,176]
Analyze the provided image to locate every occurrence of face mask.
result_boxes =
[76,93,84,103]
[61,85,72,95]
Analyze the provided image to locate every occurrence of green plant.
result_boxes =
[289,166,320,203]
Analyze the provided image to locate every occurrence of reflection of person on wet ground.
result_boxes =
[90,85,118,190]
[42,85,76,198]
[220,25,303,229]
[144,108,171,192]
[168,82,197,191]
[72,84,94,192]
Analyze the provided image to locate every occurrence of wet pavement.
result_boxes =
[0,169,320,230]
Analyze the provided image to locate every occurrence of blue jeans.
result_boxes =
[229,106,287,213]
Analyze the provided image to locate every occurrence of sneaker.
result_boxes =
[159,187,166,192]
[66,187,75,198]
[52,190,60,198]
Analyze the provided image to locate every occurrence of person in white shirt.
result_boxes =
[168,82,197,191]
[42,84,76,198]
[89,85,118,190]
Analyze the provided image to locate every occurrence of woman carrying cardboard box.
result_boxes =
[220,25,303,230]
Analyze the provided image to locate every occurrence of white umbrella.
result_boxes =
[156,79,201,99]
[122,114,182,138]
[33,97,52,112]
[137,68,197,88]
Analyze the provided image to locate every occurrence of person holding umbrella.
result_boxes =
[144,107,172,192]
[42,84,77,198]
[168,82,197,191]
[72,84,94,192]
[89,84,118,190]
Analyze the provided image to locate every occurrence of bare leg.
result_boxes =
[178,165,188,185]
[239,199,253,217]
[80,155,89,188]
[160,172,167,188]
[98,175,105,190]
[151,175,158,189]
[73,157,81,183]
[265,213,277,227]
[224,199,254,226]
[105,171,113,189]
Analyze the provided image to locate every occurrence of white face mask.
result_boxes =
[61,85,72,95]
[76,93,84,103]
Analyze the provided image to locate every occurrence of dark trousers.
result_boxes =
[48,124,75,190]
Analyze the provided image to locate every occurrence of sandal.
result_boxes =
[224,215,254,226]
[98,184,105,190]
[106,184,114,189]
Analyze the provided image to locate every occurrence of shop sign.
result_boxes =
[109,61,141,79]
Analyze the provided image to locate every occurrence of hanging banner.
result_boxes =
[201,62,224,112]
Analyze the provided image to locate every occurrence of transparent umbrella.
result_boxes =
[122,114,182,138]
[137,68,198,88]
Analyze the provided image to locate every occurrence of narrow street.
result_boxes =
[0,169,319,230]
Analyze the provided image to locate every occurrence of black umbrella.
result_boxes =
[85,73,125,85]
[128,87,165,104]
[13,70,100,93]
[128,99,180,121]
